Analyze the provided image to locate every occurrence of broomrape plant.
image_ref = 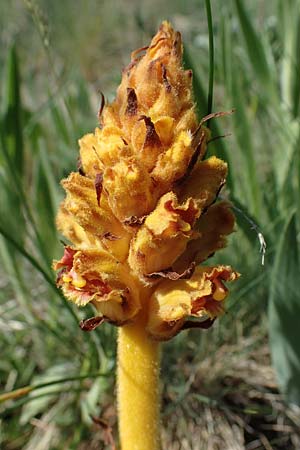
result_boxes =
[53,22,239,449]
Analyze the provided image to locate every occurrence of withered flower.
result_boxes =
[53,21,239,341]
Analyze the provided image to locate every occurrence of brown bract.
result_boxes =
[53,21,239,340]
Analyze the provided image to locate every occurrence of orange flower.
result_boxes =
[53,21,239,340]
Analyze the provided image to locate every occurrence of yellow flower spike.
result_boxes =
[53,21,239,450]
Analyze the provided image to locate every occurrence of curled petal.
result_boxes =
[128,192,199,278]
[53,245,76,271]
[146,265,239,340]
[174,201,235,271]
[178,156,228,209]
[54,248,141,324]
[79,316,106,331]
[146,261,195,281]
[61,172,131,262]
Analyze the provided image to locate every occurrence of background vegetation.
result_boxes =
[1,0,300,449]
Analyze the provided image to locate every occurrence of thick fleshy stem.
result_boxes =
[117,317,161,450]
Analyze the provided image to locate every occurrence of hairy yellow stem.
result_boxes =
[117,318,161,450]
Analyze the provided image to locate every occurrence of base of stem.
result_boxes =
[117,321,161,450]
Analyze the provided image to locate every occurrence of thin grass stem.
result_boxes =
[205,0,214,122]
[0,371,111,405]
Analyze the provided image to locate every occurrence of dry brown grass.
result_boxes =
[161,334,300,450]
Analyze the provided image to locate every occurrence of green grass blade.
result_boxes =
[0,222,78,324]
[183,45,207,118]
[230,195,264,252]
[49,98,72,146]
[1,46,24,175]
[233,0,274,97]
[278,0,300,115]
[205,0,214,117]
[230,63,261,215]
[220,12,232,96]
[183,46,234,192]
[0,370,111,405]
[32,145,60,261]
[292,17,300,118]
[268,211,300,405]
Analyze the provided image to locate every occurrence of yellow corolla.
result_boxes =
[146,265,239,340]
[53,21,239,341]
[53,247,140,323]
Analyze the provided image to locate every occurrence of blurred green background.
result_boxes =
[1,0,300,449]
